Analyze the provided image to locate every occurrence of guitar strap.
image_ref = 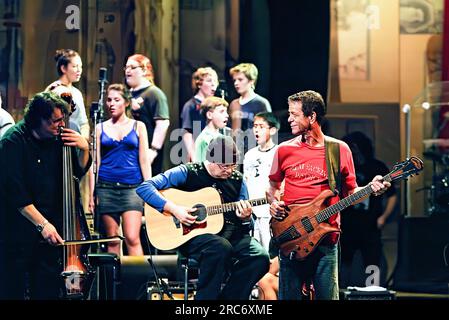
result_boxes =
[324,136,341,196]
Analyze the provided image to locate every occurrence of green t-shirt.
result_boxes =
[194,128,222,162]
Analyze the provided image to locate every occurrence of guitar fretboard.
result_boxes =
[316,173,392,223]
[206,198,268,215]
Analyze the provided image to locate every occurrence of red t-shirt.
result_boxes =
[269,136,358,244]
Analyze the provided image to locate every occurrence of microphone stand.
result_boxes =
[143,224,174,300]
[92,68,108,235]
[89,68,108,300]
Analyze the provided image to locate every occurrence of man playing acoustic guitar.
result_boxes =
[137,135,270,300]
[268,90,390,300]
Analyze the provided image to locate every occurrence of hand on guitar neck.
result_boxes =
[235,200,253,221]
[368,175,390,197]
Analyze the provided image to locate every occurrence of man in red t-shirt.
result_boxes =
[267,90,390,300]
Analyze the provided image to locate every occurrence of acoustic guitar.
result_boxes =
[144,187,268,251]
[271,156,424,261]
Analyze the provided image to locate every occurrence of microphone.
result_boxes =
[90,101,99,119]
[99,67,108,84]
[215,80,228,99]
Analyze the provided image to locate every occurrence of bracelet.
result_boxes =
[150,145,160,152]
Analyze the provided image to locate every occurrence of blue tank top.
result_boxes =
[98,121,143,184]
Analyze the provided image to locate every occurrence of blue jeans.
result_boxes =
[279,244,339,300]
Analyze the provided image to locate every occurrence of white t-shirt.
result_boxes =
[0,108,15,139]
[243,144,278,218]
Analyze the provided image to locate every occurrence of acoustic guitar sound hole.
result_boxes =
[192,204,207,222]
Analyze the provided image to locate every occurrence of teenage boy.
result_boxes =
[243,112,279,251]
[195,96,229,162]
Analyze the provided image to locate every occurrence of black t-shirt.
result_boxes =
[342,158,396,222]
[130,84,169,144]
[180,96,205,140]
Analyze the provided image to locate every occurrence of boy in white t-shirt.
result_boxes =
[243,112,279,251]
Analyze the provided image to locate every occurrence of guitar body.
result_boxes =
[271,189,340,260]
[144,187,224,250]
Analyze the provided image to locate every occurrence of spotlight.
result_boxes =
[422,102,431,110]
[402,104,411,113]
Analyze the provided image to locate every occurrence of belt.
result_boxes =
[97,181,140,189]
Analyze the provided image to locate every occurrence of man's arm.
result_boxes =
[19,205,64,245]
[136,165,189,211]
[267,180,287,220]
[266,180,282,203]
[136,165,199,226]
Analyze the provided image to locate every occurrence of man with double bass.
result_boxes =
[267,90,390,300]
[0,91,91,299]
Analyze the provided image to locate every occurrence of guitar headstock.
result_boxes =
[388,156,424,182]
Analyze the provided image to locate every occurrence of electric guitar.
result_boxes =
[271,156,424,261]
[144,187,268,250]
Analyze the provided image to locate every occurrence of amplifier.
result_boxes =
[119,255,179,300]
[147,281,195,300]
[342,288,396,300]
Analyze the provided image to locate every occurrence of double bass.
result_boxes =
[59,92,95,299]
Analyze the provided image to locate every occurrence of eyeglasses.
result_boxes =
[49,116,65,124]
[216,163,237,170]
[123,65,142,71]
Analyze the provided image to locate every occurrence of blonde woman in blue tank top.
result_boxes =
[91,84,151,256]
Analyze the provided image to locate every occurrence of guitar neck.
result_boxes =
[206,198,268,216]
[316,173,392,223]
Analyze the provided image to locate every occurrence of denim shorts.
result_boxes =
[96,181,143,215]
